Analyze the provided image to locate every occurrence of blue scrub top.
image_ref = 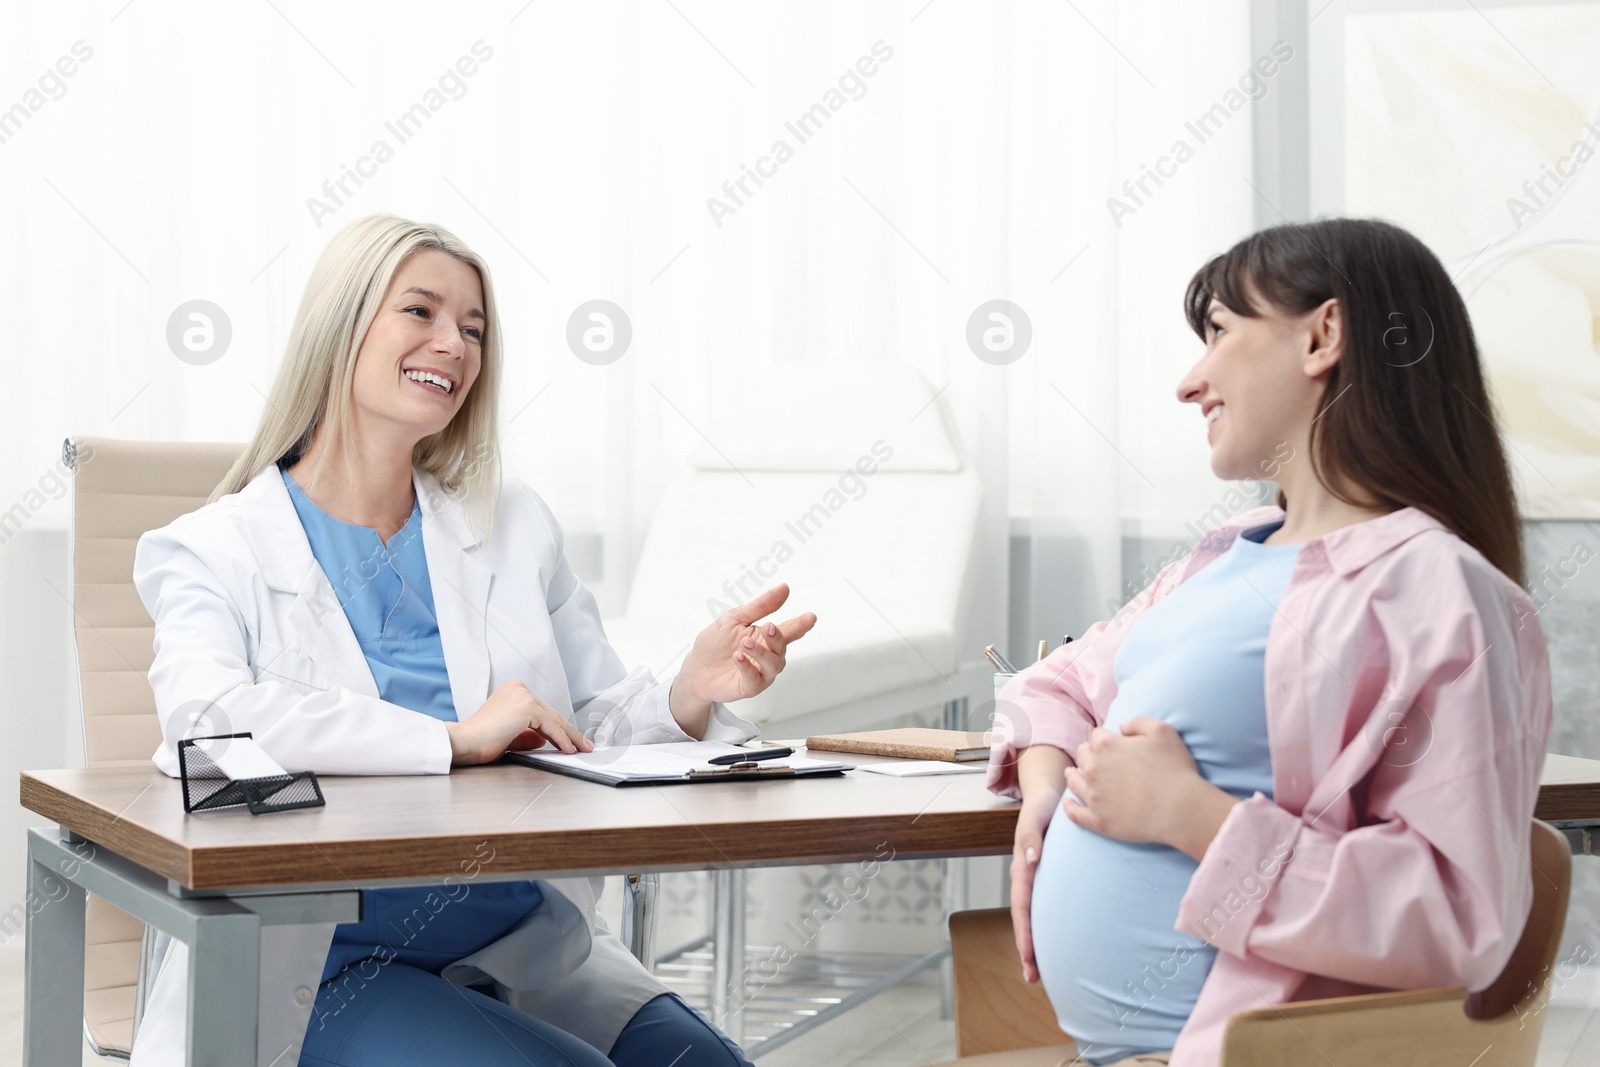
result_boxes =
[280,464,543,982]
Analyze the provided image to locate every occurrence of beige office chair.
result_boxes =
[941,818,1571,1066]
[67,436,244,1057]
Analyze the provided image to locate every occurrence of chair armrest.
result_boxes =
[948,908,1072,1056]
[1232,985,1466,1020]
[1219,985,1545,1067]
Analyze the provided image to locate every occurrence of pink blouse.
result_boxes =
[988,504,1553,1067]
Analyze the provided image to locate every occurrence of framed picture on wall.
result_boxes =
[1309,0,1600,519]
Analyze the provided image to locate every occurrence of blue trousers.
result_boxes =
[298,965,753,1067]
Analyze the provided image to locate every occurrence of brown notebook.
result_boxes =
[804,728,991,762]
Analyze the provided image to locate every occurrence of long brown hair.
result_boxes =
[1183,217,1524,586]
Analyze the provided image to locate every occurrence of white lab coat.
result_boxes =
[127,462,758,1065]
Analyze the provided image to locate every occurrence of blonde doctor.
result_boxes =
[130,214,816,1067]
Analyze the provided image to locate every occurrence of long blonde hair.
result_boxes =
[212,215,503,543]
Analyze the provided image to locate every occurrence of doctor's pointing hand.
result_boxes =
[674,584,819,711]
[450,584,817,765]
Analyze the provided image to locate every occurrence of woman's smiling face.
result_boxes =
[350,248,485,443]
[1174,289,1329,483]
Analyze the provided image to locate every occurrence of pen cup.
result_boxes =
[986,672,1017,741]
[992,671,1016,707]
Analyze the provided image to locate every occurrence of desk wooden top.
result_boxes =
[1532,753,1600,823]
[22,752,1600,892]
[20,752,1017,891]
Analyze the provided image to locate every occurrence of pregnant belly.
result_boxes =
[1029,802,1217,1062]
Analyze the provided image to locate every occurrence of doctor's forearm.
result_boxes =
[667,673,713,740]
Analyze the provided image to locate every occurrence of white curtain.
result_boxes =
[0,0,1262,904]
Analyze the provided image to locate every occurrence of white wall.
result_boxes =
[0,526,80,921]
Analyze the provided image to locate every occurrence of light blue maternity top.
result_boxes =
[279,465,543,983]
[1029,517,1299,1064]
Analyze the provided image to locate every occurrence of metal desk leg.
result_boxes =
[940,848,969,1020]
[937,695,972,1019]
[710,869,747,1046]
[24,828,357,1067]
[186,904,262,1066]
[23,846,86,1066]
[622,872,660,969]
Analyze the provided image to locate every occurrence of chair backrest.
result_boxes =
[1464,818,1572,1021]
[68,436,243,1055]
[71,437,244,760]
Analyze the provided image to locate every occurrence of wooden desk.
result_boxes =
[19,752,1012,1066]
[21,756,1015,892]
[21,751,1600,1066]
[24,751,1600,891]
[1532,753,1600,825]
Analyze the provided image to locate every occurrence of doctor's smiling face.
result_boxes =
[350,248,485,445]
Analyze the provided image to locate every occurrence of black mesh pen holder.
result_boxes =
[177,733,326,815]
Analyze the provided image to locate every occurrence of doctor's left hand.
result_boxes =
[447,681,594,765]
[675,583,818,707]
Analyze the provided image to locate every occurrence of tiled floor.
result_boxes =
[1539,1006,1600,1067]
[3,943,1598,1065]
[746,990,1600,1067]
[755,979,957,1066]
[654,943,954,1054]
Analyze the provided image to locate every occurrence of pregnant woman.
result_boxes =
[130,214,816,1066]
[992,218,1552,1067]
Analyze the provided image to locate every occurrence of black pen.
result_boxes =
[707,746,794,765]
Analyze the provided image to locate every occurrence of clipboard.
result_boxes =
[504,740,851,787]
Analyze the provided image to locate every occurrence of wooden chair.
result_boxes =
[942,819,1571,1066]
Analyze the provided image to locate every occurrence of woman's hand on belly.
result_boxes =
[1012,744,1071,983]
[1011,791,1059,983]
[1063,717,1240,860]
[447,681,595,765]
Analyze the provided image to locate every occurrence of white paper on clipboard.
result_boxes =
[510,739,847,784]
